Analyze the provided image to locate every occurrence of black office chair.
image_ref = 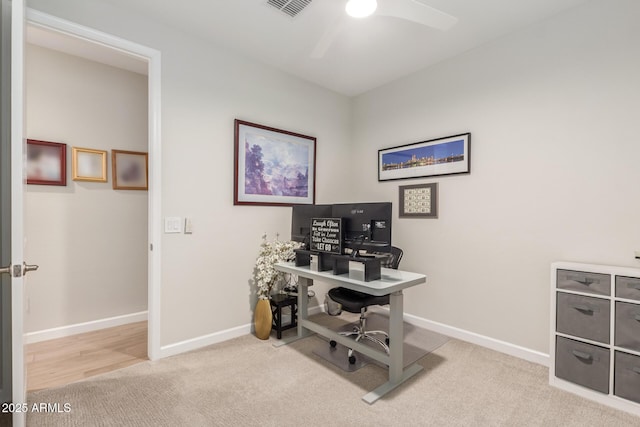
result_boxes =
[328,246,403,364]
[379,246,403,269]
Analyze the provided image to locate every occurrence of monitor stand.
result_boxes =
[294,249,333,271]
[333,255,381,282]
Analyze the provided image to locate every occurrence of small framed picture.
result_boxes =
[112,149,148,190]
[26,139,67,186]
[399,183,438,218]
[72,147,108,182]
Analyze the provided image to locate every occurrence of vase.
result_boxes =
[254,299,273,340]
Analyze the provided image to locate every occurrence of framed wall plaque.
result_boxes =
[399,183,438,218]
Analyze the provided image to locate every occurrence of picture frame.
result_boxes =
[112,149,148,190]
[399,183,438,218]
[234,119,316,206]
[72,147,108,182]
[26,139,67,186]
[379,133,470,181]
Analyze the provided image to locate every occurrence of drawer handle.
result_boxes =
[631,284,640,291]
[572,350,593,361]
[572,305,594,314]
[634,367,640,375]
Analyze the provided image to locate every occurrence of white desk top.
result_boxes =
[274,261,426,296]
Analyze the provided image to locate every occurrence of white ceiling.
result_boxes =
[30,0,591,96]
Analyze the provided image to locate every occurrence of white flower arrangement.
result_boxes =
[255,234,301,300]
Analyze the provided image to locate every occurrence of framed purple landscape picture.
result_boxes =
[234,119,316,206]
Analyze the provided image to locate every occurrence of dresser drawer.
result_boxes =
[615,301,640,352]
[555,336,609,393]
[615,276,640,301]
[614,351,640,404]
[557,270,610,296]
[556,293,610,343]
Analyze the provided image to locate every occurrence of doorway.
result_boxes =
[24,26,149,390]
[22,8,162,386]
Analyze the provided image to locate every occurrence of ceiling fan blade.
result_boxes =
[310,18,347,59]
[376,0,458,31]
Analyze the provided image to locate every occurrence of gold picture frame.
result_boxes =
[72,147,108,182]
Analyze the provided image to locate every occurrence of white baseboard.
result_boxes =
[370,307,550,366]
[160,323,251,359]
[24,311,148,344]
[159,304,325,359]
[157,304,549,367]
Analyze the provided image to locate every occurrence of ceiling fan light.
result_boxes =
[345,0,377,18]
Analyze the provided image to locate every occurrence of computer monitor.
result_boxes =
[331,202,392,257]
[290,204,333,249]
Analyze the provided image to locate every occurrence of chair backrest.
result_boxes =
[377,246,403,270]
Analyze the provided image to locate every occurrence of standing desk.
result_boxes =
[273,261,426,404]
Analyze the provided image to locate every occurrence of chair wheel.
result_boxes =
[348,355,356,365]
[330,340,337,348]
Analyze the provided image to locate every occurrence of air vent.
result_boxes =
[267,0,312,18]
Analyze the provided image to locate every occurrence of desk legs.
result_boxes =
[389,290,404,382]
[362,289,423,404]
[297,276,311,337]
[273,282,423,404]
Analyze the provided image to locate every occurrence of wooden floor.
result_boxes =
[26,321,148,392]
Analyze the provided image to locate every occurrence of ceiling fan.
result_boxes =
[310,0,459,58]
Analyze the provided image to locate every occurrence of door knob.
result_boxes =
[0,263,38,277]
[23,262,39,275]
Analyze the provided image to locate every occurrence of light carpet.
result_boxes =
[26,313,640,426]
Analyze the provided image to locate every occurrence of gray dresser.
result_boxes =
[551,262,640,416]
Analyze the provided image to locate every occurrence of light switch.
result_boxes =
[164,217,182,233]
[184,218,193,234]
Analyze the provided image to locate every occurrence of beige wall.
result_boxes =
[26,0,354,346]
[26,0,640,357]
[351,0,640,353]
[25,44,148,332]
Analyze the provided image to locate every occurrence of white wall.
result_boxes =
[351,0,640,353]
[26,0,353,346]
[28,0,640,358]
[25,44,149,332]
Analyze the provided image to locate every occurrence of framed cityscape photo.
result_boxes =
[26,139,67,186]
[379,133,470,181]
[399,183,438,218]
[234,119,316,206]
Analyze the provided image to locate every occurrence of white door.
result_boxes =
[0,0,12,410]
[9,1,31,426]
